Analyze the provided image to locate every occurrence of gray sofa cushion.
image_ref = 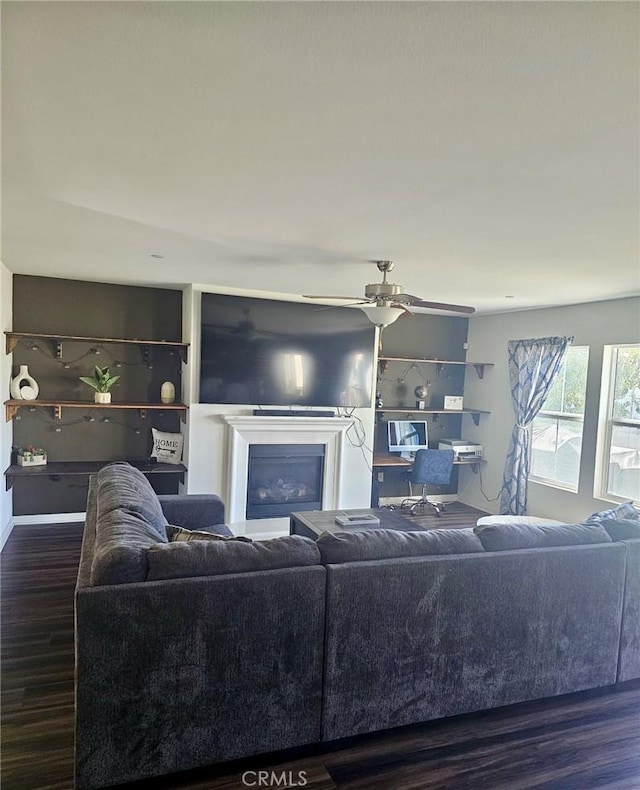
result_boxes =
[317,527,484,564]
[146,535,321,580]
[91,508,167,586]
[600,518,640,542]
[158,493,226,530]
[474,522,611,552]
[96,462,168,539]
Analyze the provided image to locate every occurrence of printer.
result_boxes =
[438,439,483,459]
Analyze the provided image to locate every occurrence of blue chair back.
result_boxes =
[410,449,455,486]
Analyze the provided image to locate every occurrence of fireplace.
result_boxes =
[222,415,353,523]
[246,444,325,519]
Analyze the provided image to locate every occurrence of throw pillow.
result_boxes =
[476,515,567,527]
[151,428,184,465]
[582,501,640,525]
[168,525,251,543]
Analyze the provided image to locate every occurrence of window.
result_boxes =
[530,346,589,491]
[596,345,640,504]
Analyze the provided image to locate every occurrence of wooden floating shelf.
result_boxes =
[3,460,187,491]
[5,331,189,362]
[375,406,490,426]
[378,356,494,379]
[373,454,485,468]
[4,400,188,422]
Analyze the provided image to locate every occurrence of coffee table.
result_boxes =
[290,508,423,540]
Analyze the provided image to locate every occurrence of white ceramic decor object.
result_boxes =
[94,392,111,404]
[160,381,176,404]
[20,385,37,400]
[10,365,39,400]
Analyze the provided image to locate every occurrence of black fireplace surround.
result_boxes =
[246,444,325,519]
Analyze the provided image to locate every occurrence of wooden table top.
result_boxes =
[290,507,423,537]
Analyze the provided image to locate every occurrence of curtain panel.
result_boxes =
[500,336,573,515]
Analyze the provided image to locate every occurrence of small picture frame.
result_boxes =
[444,395,463,410]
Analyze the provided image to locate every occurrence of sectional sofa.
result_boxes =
[75,463,640,789]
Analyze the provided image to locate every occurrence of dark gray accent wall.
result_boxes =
[375,313,469,500]
[13,276,182,340]
[10,276,183,515]
[380,312,469,361]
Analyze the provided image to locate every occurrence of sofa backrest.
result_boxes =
[618,539,640,682]
[321,542,627,741]
[96,462,168,538]
[146,535,321,580]
[89,463,169,586]
[75,564,327,788]
[316,527,484,563]
[473,521,611,551]
[86,462,321,586]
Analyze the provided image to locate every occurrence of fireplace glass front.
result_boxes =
[246,444,325,519]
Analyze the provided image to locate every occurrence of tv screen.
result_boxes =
[199,293,376,408]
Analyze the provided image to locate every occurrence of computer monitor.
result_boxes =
[387,420,429,459]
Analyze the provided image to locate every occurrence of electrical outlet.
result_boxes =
[377,471,384,483]
[463,342,469,350]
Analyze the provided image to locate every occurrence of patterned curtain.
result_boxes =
[500,336,573,515]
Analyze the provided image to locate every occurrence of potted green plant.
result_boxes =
[79,365,120,404]
[17,445,47,466]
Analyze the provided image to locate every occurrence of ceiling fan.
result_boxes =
[303,260,475,327]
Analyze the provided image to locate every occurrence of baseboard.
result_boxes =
[0,517,13,551]
[12,511,86,526]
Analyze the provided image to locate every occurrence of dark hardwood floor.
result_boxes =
[2,520,640,790]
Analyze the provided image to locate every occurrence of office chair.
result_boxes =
[401,448,455,516]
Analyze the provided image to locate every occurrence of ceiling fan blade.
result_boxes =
[302,294,370,301]
[409,299,476,314]
[313,300,370,311]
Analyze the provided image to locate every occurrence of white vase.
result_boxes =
[94,392,111,404]
[160,381,176,404]
[10,365,39,400]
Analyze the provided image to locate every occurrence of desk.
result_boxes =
[373,453,485,468]
[371,453,484,507]
[3,460,187,491]
[373,454,412,468]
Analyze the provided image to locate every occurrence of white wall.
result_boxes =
[0,264,13,547]
[458,296,640,523]
[182,287,375,514]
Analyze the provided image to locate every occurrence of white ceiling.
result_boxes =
[2,1,639,314]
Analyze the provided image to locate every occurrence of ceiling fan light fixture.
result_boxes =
[359,304,404,328]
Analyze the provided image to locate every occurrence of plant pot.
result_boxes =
[17,454,47,467]
[94,392,111,404]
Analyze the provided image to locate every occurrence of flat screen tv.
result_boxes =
[199,293,376,408]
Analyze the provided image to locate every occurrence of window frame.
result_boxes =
[594,343,640,505]
[529,345,589,493]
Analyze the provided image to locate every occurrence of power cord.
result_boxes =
[478,463,502,503]
[337,408,374,473]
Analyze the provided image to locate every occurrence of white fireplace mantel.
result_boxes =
[222,415,354,523]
